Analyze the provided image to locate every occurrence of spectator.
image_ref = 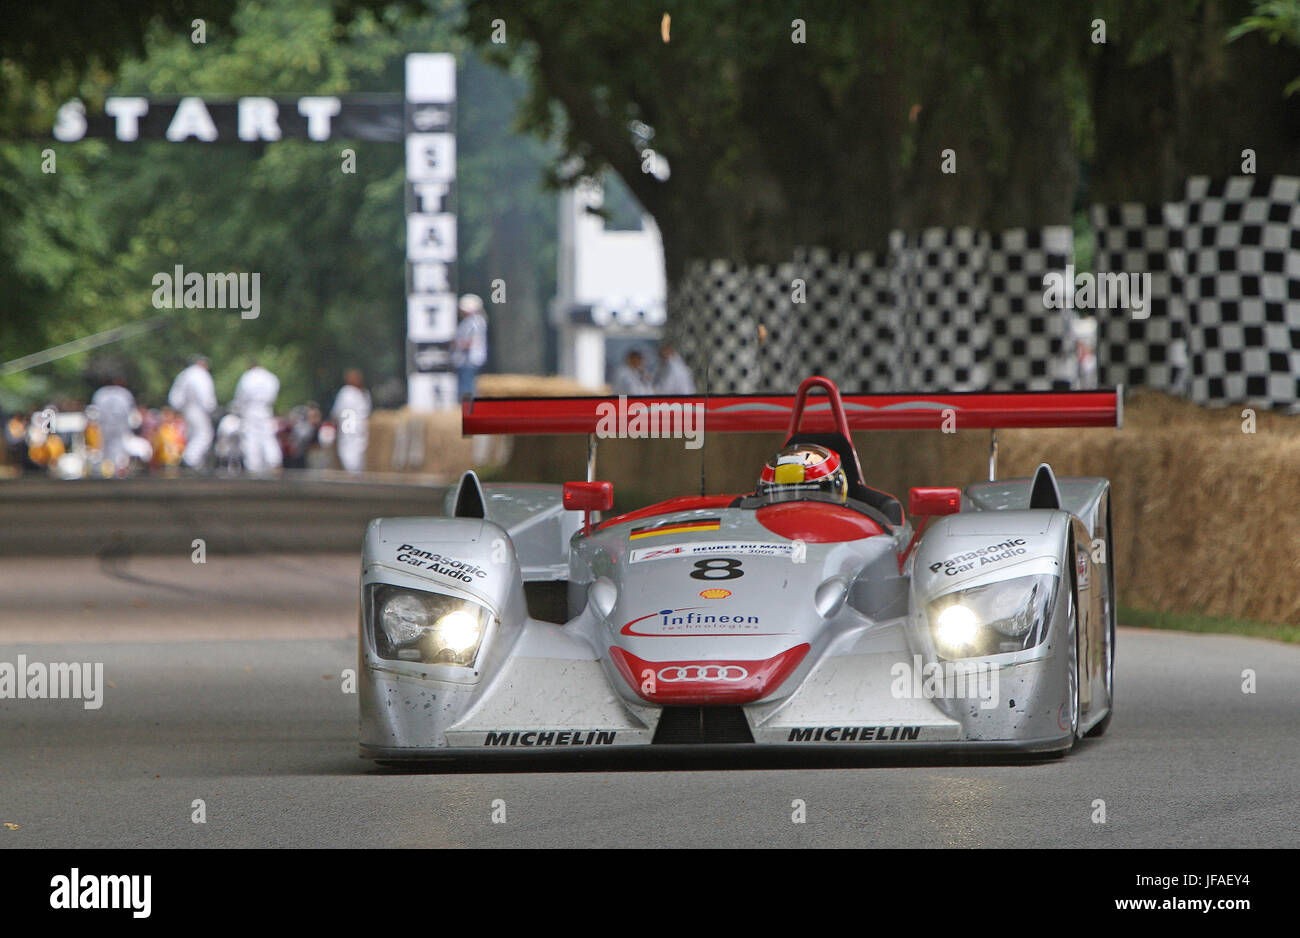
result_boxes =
[4,413,27,470]
[89,375,137,476]
[168,355,217,472]
[611,349,655,395]
[654,341,696,394]
[150,408,187,471]
[330,369,372,474]
[231,359,281,475]
[282,403,322,470]
[452,293,488,400]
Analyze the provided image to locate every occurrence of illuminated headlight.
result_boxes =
[925,574,1057,658]
[432,609,481,653]
[371,585,491,667]
[934,604,978,648]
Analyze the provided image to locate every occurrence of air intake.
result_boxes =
[652,706,755,744]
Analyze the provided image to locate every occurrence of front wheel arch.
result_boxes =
[1085,493,1116,737]
[1057,532,1082,751]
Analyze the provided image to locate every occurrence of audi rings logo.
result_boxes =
[657,665,749,683]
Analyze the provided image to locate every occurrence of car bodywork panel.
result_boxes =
[360,467,1115,759]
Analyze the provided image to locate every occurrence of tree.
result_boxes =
[1,0,558,408]
[1088,0,1300,205]
[0,1,237,134]
[463,0,1091,285]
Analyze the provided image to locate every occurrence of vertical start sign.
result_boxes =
[404,53,459,411]
[45,54,455,411]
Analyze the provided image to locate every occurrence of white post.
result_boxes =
[404,53,458,411]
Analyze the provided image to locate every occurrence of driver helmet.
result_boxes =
[758,443,848,504]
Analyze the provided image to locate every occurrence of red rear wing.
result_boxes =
[461,388,1122,435]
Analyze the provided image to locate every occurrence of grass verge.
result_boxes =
[1120,606,1300,644]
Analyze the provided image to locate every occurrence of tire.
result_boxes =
[1085,609,1115,738]
[1056,542,1081,753]
[1086,497,1116,738]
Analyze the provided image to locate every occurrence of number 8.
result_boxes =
[690,558,743,580]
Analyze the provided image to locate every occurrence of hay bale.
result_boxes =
[368,407,509,479]
[378,382,1300,628]
[476,374,607,397]
[994,396,1300,625]
[488,390,1300,627]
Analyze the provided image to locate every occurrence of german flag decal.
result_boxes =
[629,518,722,540]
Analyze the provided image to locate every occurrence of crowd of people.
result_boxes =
[610,342,696,396]
[2,291,494,481]
[2,358,372,480]
[3,293,711,481]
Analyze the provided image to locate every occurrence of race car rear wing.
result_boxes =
[462,382,1122,483]
[461,388,1122,435]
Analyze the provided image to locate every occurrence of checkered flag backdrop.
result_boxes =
[674,227,1076,394]
[1182,176,1300,410]
[986,226,1075,391]
[1091,176,1300,410]
[1091,202,1188,394]
[893,228,989,391]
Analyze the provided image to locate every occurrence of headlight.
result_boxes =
[934,604,978,647]
[371,585,492,667]
[925,574,1057,658]
[432,609,481,652]
[380,593,431,645]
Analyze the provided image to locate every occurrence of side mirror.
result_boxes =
[908,486,961,517]
[563,481,614,512]
[563,481,614,534]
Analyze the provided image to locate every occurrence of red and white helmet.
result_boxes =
[758,443,848,504]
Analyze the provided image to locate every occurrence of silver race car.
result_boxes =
[359,376,1119,760]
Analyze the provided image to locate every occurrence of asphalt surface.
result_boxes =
[0,475,449,555]
[2,553,1298,848]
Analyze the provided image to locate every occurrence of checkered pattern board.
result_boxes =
[986,226,1076,390]
[892,229,989,391]
[670,259,764,393]
[1091,202,1187,394]
[1183,176,1300,410]
[789,247,902,392]
[839,249,902,390]
[1092,176,1300,410]
[674,228,1075,394]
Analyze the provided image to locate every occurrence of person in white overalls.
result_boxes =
[330,369,371,474]
[231,361,281,475]
[89,376,138,476]
[168,355,217,471]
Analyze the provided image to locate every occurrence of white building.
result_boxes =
[553,175,666,389]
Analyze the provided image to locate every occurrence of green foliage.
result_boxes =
[1228,0,1300,94]
[7,0,1294,407]
[1,0,556,411]
[1120,605,1300,643]
[462,0,1098,260]
[0,2,237,134]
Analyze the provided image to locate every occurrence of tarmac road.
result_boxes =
[1,553,1298,848]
